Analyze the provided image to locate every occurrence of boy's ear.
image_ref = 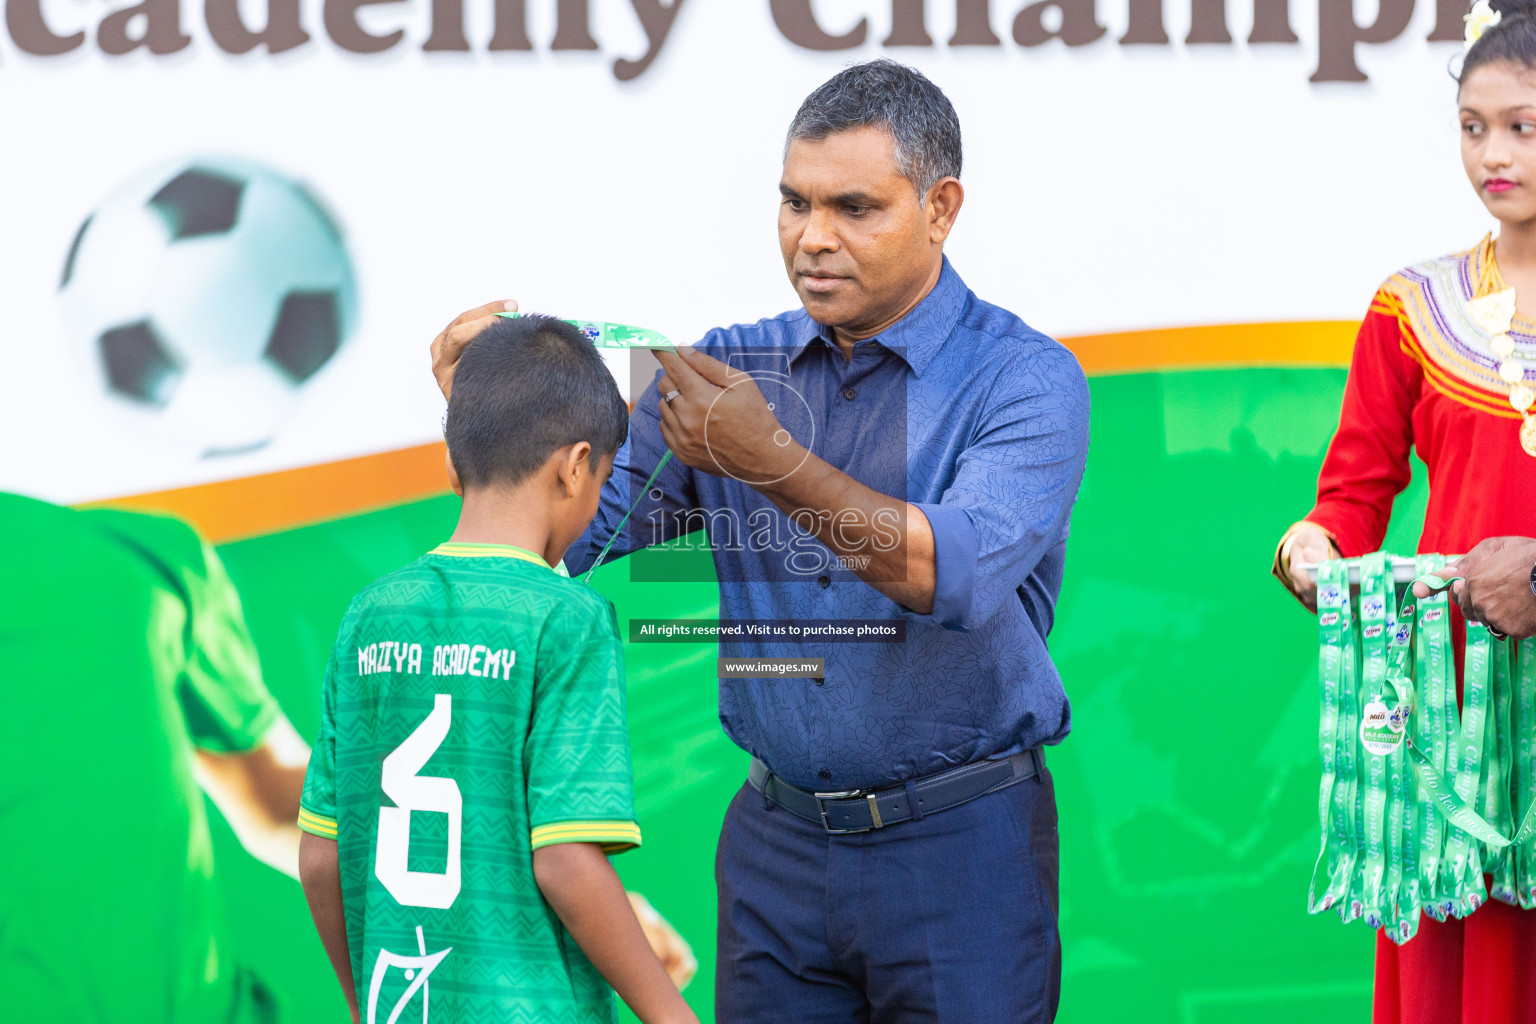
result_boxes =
[555,442,594,498]
[445,446,463,497]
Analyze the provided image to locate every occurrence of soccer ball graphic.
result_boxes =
[59,156,357,456]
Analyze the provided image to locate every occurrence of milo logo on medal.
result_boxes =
[1361,701,1406,756]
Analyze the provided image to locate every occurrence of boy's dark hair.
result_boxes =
[445,315,628,489]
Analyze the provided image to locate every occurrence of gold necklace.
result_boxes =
[1466,256,1536,456]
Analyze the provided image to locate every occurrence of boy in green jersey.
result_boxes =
[296,315,697,1024]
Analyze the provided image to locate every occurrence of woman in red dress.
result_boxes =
[1275,2,1536,1020]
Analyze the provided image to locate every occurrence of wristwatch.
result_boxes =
[1529,558,1536,598]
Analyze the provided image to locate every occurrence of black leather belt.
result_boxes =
[747,749,1044,834]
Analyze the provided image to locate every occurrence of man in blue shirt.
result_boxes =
[432,59,1088,1023]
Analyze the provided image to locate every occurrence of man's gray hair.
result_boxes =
[785,59,962,207]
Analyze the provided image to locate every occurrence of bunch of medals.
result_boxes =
[1311,553,1536,944]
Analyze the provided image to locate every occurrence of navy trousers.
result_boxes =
[715,765,1061,1023]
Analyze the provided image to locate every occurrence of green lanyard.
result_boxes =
[1414,555,1451,922]
[496,311,678,354]
[1358,554,1392,928]
[1310,560,1356,916]
[1486,638,1517,903]
[1516,641,1536,908]
[1385,573,1418,942]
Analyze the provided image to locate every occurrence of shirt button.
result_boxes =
[817,575,830,588]
[843,388,857,401]
[818,770,832,782]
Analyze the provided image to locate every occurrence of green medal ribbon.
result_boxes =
[1358,555,1392,928]
[1414,555,1451,922]
[1310,560,1356,915]
[496,311,679,354]
[1516,641,1536,908]
[1312,558,1536,941]
[1487,639,1518,903]
[1386,574,1418,941]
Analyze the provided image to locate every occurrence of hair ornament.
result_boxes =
[1466,0,1503,52]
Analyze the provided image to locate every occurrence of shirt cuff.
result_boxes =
[297,804,338,839]
[530,820,642,855]
[904,502,978,631]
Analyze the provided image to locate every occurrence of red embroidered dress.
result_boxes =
[1302,237,1536,1024]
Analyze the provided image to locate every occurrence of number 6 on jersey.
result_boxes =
[375,694,462,909]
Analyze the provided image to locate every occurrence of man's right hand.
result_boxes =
[1284,523,1339,612]
[1438,536,1536,638]
[430,300,518,400]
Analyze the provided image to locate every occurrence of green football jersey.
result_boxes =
[299,541,640,1024]
[0,493,280,1024]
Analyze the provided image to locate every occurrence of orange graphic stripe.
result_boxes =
[1061,320,1357,376]
[86,322,1358,542]
[82,442,453,544]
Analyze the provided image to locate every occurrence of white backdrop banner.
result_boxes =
[0,0,1493,502]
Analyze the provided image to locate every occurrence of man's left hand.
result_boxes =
[655,347,801,483]
[1442,536,1536,639]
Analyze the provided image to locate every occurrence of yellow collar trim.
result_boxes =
[1474,233,1507,299]
[431,542,553,570]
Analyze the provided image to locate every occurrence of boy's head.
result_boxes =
[445,315,628,542]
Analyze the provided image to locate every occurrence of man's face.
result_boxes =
[778,126,940,335]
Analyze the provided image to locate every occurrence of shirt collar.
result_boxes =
[431,541,556,571]
[786,256,967,378]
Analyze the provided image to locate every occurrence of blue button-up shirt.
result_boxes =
[566,258,1089,791]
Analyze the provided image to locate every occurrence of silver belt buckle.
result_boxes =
[814,788,877,834]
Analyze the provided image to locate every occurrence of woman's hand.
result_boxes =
[1283,523,1339,611]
